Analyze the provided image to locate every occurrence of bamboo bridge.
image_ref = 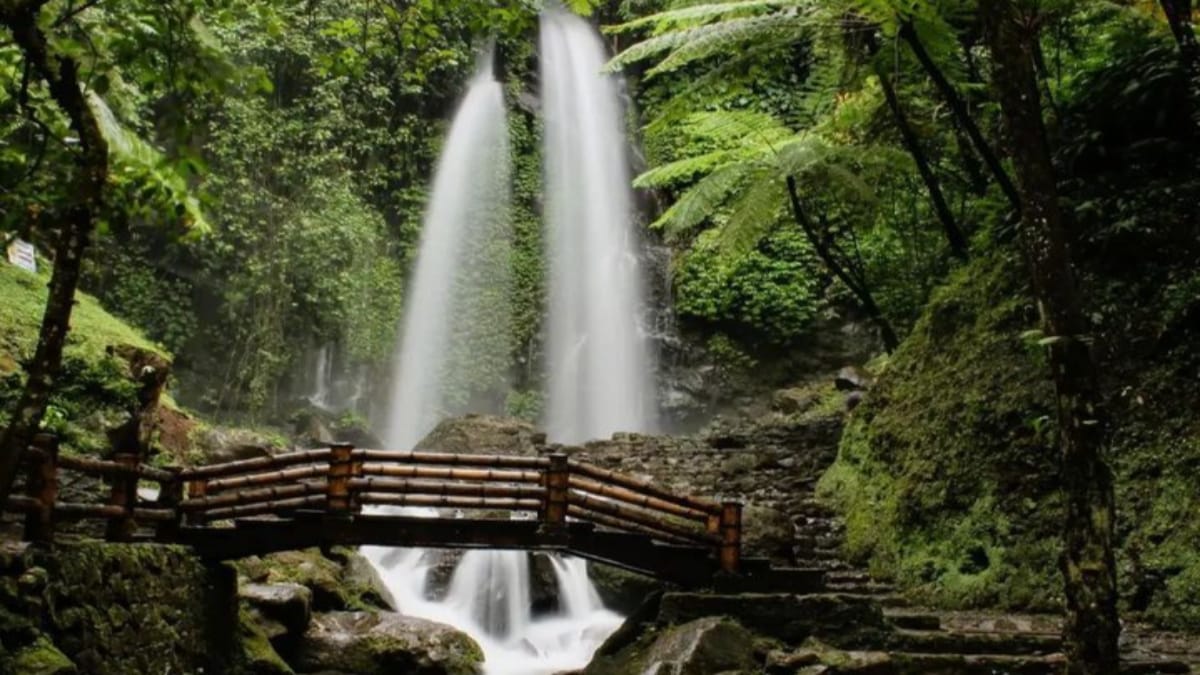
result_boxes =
[3,435,824,590]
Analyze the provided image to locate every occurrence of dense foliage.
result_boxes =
[2,0,1198,649]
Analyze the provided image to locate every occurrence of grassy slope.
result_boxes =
[0,261,165,454]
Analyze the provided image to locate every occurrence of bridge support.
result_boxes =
[105,453,139,541]
[542,453,569,534]
[719,501,742,574]
[24,434,58,543]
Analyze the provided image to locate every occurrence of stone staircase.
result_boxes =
[787,495,1198,673]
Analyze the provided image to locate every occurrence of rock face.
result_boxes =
[585,616,757,675]
[295,611,483,675]
[241,582,313,644]
[416,414,540,455]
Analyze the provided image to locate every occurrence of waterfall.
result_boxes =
[540,6,655,444]
[307,345,334,410]
[363,516,621,675]
[368,17,653,670]
[380,50,513,451]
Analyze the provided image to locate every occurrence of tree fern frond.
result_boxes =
[651,161,757,235]
[716,169,787,255]
[634,148,745,188]
[89,92,211,233]
[644,12,816,78]
[606,0,801,35]
[682,109,795,147]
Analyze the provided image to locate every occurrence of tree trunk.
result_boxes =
[980,4,1120,675]
[785,176,900,351]
[899,21,1023,215]
[1160,0,1198,72]
[875,66,970,261]
[0,0,109,504]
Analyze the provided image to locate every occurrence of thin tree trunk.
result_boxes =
[875,66,970,261]
[785,176,900,351]
[981,4,1120,675]
[1160,0,1198,72]
[899,21,1023,215]
[0,0,109,504]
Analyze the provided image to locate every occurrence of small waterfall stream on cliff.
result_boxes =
[366,36,629,675]
[541,6,655,444]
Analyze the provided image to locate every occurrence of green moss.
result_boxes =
[819,251,1200,628]
[237,607,294,675]
[11,636,76,675]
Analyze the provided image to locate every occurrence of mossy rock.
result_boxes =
[585,616,757,675]
[818,251,1200,628]
[239,548,392,612]
[296,612,483,675]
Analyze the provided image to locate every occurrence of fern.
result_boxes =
[89,92,211,233]
[716,168,786,255]
[650,162,755,235]
[607,0,802,35]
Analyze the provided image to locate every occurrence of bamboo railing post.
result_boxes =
[186,478,209,526]
[155,469,184,539]
[542,454,569,532]
[327,444,354,515]
[718,501,742,574]
[350,452,364,514]
[24,434,59,543]
[105,453,139,541]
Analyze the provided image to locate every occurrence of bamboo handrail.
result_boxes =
[569,460,722,516]
[357,493,543,512]
[204,495,327,521]
[569,475,711,523]
[181,482,327,512]
[360,463,542,484]
[178,449,333,481]
[348,477,546,499]
[57,455,177,484]
[569,507,695,546]
[355,450,550,469]
[54,502,176,522]
[567,490,716,545]
[207,464,328,493]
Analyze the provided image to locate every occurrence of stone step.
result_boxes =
[792,534,844,551]
[885,612,942,631]
[833,592,911,608]
[890,652,1192,674]
[889,628,1062,656]
[827,581,896,595]
[826,570,871,584]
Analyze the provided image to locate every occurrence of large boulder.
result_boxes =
[240,582,313,643]
[585,616,757,675]
[295,612,483,675]
[194,426,281,465]
[416,415,540,456]
[588,563,664,615]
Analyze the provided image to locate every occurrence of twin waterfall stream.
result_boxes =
[364,9,652,674]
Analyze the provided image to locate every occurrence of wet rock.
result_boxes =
[773,387,819,415]
[657,593,887,648]
[341,552,397,611]
[589,563,664,615]
[296,611,483,675]
[241,583,313,639]
[743,505,797,565]
[834,367,872,392]
[766,639,892,674]
[194,426,279,464]
[585,616,756,675]
[416,415,539,456]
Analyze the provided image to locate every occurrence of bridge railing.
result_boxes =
[4,439,743,573]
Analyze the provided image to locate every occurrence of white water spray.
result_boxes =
[540,6,655,444]
[381,52,513,451]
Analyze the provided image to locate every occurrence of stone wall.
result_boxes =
[0,541,240,675]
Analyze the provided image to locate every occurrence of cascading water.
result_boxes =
[367,43,624,675]
[380,50,513,451]
[540,6,655,445]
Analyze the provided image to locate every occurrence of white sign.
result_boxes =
[6,238,36,273]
